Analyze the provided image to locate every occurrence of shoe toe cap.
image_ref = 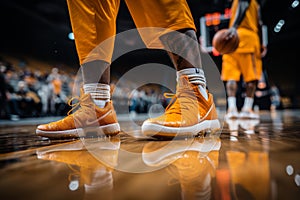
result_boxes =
[37,123,58,131]
[37,124,48,130]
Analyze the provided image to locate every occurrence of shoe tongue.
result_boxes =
[80,88,85,96]
[178,75,191,88]
[79,87,94,105]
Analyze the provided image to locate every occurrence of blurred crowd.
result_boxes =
[0,58,169,120]
[112,80,170,116]
[0,59,75,120]
[0,56,281,121]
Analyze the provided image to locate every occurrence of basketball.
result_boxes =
[212,28,239,54]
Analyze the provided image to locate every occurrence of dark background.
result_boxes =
[0,0,299,107]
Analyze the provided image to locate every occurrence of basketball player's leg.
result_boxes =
[239,53,262,119]
[36,0,121,138]
[221,53,241,119]
[126,0,220,137]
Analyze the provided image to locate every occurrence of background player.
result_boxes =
[221,0,267,119]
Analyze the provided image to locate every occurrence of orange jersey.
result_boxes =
[52,79,62,95]
[230,0,261,53]
[230,0,260,34]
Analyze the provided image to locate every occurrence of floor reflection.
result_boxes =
[0,110,299,199]
[37,138,120,200]
[142,136,220,200]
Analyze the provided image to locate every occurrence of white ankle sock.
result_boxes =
[177,68,208,100]
[242,97,254,111]
[227,97,237,111]
[83,83,110,108]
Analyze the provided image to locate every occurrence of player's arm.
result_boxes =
[231,0,251,29]
[227,0,251,39]
[257,4,267,57]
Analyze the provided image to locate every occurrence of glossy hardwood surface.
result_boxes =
[0,110,299,200]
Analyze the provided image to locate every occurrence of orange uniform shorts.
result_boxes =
[66,0,196,64]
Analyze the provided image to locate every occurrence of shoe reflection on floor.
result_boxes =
[225,118,260,137]
[36,137,120,200]
[142,135,221,200]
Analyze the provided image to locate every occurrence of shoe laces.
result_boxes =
[67,96,80,116]
[66,94,91,116]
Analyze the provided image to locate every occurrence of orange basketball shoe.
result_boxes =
[36,89,120,139]
[141,76,220,138]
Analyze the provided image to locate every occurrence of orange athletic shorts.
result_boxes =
[221,52,262,82]
[66,0,196,64]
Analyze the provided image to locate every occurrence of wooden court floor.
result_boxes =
[0,109,299,200]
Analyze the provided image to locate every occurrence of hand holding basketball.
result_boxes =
[212,28,239,55]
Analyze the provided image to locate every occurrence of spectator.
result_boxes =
[9,81,41,118]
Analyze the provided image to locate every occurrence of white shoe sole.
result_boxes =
[36,123,120,139]
[239,113,259,119]
[142,138,221,166]
[142,119,220,138]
